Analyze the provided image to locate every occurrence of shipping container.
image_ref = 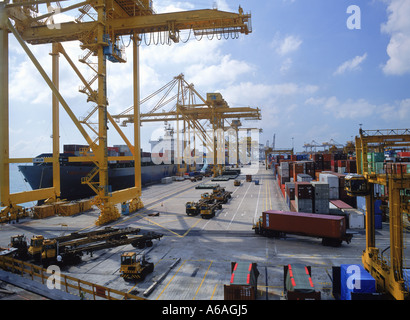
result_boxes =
[285,182,295,200]
[161,177,172,184]
[284,264,321,300]
[330,200,353,210]
[254,210,353,246]
[297,174,313,182]
[59,202,80,216]
[295,181,313,199]
[224,262,259,300]
[342,209,365,229]
[33,205,55,219]
[340,264,376,300]
[314,200,329,214]
[319,173,339,200]
[295,198,313,213]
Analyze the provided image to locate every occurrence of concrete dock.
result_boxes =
[0,164,408,300]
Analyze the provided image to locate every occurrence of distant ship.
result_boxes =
[18,143,201,201]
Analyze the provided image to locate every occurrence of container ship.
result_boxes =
[18,144,200,201]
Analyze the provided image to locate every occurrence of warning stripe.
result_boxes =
[288,264,296,287]
[305,267,310,275]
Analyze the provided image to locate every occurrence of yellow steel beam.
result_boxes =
[9,187,56,204]
[51,43,61,199]
[108,9,251,35]
[17,8,250,44]
[0,8,9,207]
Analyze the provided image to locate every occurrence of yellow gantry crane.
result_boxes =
[345,128,410,300]
[264,147,294,170]
[112,74,261,177]
[0,1,252,225]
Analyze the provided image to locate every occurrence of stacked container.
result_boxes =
[311,181,329,214]
[285,182,295,209]
[281,161,290,184]
[297,174,313,182]
[319,173,339,200]
[295,182,313,213]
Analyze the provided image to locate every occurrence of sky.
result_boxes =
[6,0,410,158]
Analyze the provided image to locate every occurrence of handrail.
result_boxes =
[0,255,145,300]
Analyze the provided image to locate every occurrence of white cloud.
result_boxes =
[271,34,302,56]
[305,95,410,121]
[381,0,410,75]
[186,55,254,88]
[305,96,374,119]
[333,53,367,75]
[280,57,293,74]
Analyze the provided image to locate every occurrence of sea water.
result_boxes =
[0,163,36,210]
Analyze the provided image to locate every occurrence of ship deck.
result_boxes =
[1,163,409,301]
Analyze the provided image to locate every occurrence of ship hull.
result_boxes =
[18,164,181,201]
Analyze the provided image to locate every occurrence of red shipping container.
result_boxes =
[323,154,331,161]
[295,182,313,199]
[398,152,410,158]
[330,200,352,210]
[261,210,351,245]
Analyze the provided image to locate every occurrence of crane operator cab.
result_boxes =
[345,174,369,197]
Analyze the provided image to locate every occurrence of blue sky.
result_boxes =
[7,0,410,157]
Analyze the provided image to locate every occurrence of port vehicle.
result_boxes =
[253,210,353,247]
[120,252,154,281]
[9,235,29,260]
[200,202,222,219]
[185,193,215,216]
[212,187,232,203]
[11,227,162,266]
[26,227,126,260]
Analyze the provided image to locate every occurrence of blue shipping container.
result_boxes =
[374,199,382,214]
[340,264,376,300]
[375,214,382,229]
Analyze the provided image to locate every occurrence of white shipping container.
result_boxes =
[319,173,339,188]
[281,162,289,169]
[343,209,365,229]
[281,169,290,178]
[161,177,172,184]
[329,187,339,200]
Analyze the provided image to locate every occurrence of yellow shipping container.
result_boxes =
[33,205,55,219]
[60,203,80,216]
[78,199,92,212]
[53,201,68,215]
